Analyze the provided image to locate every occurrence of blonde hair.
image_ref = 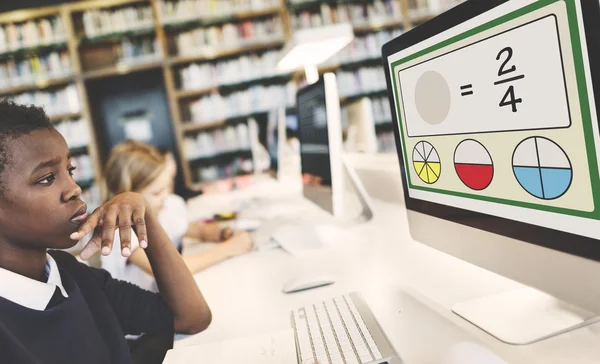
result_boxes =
[103,140,167,201]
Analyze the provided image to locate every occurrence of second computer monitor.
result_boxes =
[297,73,344,217]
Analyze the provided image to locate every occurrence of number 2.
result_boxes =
[499,85,522,112]
[496,47,516,76]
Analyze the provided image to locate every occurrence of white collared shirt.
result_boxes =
[0,254,68,311]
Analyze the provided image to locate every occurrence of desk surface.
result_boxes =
[176,177,600,364]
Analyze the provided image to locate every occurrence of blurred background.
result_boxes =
[0,0,463,208]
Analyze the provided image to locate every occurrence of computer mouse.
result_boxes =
[282,273,336,294]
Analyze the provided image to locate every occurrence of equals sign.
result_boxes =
[461,84,474,96]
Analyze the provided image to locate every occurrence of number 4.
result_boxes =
[499,85,522,112]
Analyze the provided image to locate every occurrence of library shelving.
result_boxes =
[0,0,455,192]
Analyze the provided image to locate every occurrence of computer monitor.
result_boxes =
[382,0,600,344]
[297,73,375,221]
[261,74,374,254]
[297,74,345,217]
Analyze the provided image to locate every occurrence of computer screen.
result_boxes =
[286,114,299,138]
[297,74,344,216]
[298,78,333,188]
[382,0,600,261]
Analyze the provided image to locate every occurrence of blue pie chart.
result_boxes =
[512,137,572,200]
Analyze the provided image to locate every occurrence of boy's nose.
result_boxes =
[62,179,82,202]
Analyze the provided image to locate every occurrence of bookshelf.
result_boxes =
[168,39,285,65]
[0,0,455,192]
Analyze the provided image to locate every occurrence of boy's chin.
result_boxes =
[49,238,80,250]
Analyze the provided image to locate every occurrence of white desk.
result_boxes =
[176,177,600,364]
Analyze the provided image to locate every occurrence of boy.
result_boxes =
[0,100,211,364]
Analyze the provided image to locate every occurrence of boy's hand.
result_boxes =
[71,192,150,260]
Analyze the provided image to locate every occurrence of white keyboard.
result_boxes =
[292,293,396,364]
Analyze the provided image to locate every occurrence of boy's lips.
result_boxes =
[70,205,88,225]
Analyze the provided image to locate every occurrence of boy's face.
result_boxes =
[0,129,87,250]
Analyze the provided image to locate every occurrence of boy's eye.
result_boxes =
[68,166,76,177]
[38,174,55,185]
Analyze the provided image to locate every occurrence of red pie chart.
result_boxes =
[454,139,494,190]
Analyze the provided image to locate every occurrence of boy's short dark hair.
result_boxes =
[0,100,53,182]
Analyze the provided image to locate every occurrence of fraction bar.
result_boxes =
[493,74,525,85]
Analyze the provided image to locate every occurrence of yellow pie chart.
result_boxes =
[413,141,440,184]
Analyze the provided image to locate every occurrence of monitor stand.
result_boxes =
[452,287,600,345]
[269,155,375,256]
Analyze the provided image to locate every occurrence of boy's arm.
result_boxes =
[143,212,212,333]
[72,192,211,334]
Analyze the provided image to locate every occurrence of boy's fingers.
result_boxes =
[117,209,132,257]
[100,206,119,256]
[70,208,102,240]
[132,208,148,249]
[80,231,102,260]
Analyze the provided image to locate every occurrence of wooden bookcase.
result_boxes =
[0,0,445,193]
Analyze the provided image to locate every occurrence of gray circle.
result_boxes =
[414,70,451,125]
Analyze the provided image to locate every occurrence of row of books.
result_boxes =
[0,16,66,53]
[377,130,396,153]
[188,82,296,124]
[194,157,253,182]
[324,28,403,67]
[175,17,283,56]
[179,49,282,90]
[183,123,251,159]
[0,51,72,90]
[71,155,95,183]
[290,0,402,30]
[55,118,90,149]
[336,66,386,98]
[116,38,161,65]
[407,0,464,19]
[5,84,80,118]
[371,96,393,124]
[81,5,154,38]
[159,0,279,24]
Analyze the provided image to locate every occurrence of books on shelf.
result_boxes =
[81,185,101,210]
[160,0,280,25]
[188,81,296,124]
[0,16,66,53]
[55,118,90,149]
[82,5,155,38]
[336,66,386,98]
[370,96,392,125]
[407,0,465,20]
[323,28,403,68]
[180,49,283,90]
[116,38,162,65]
[0,50,72,90]
[71,155,95,184]
[175,17,283,56]
[341,95,391,129]
[195,157,253,183]
[290,0,402,31]
[183,122,251,160]
[4,84,81,118]
[377,130,395,153]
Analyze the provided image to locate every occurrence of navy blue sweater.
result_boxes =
[0,250,174,364]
